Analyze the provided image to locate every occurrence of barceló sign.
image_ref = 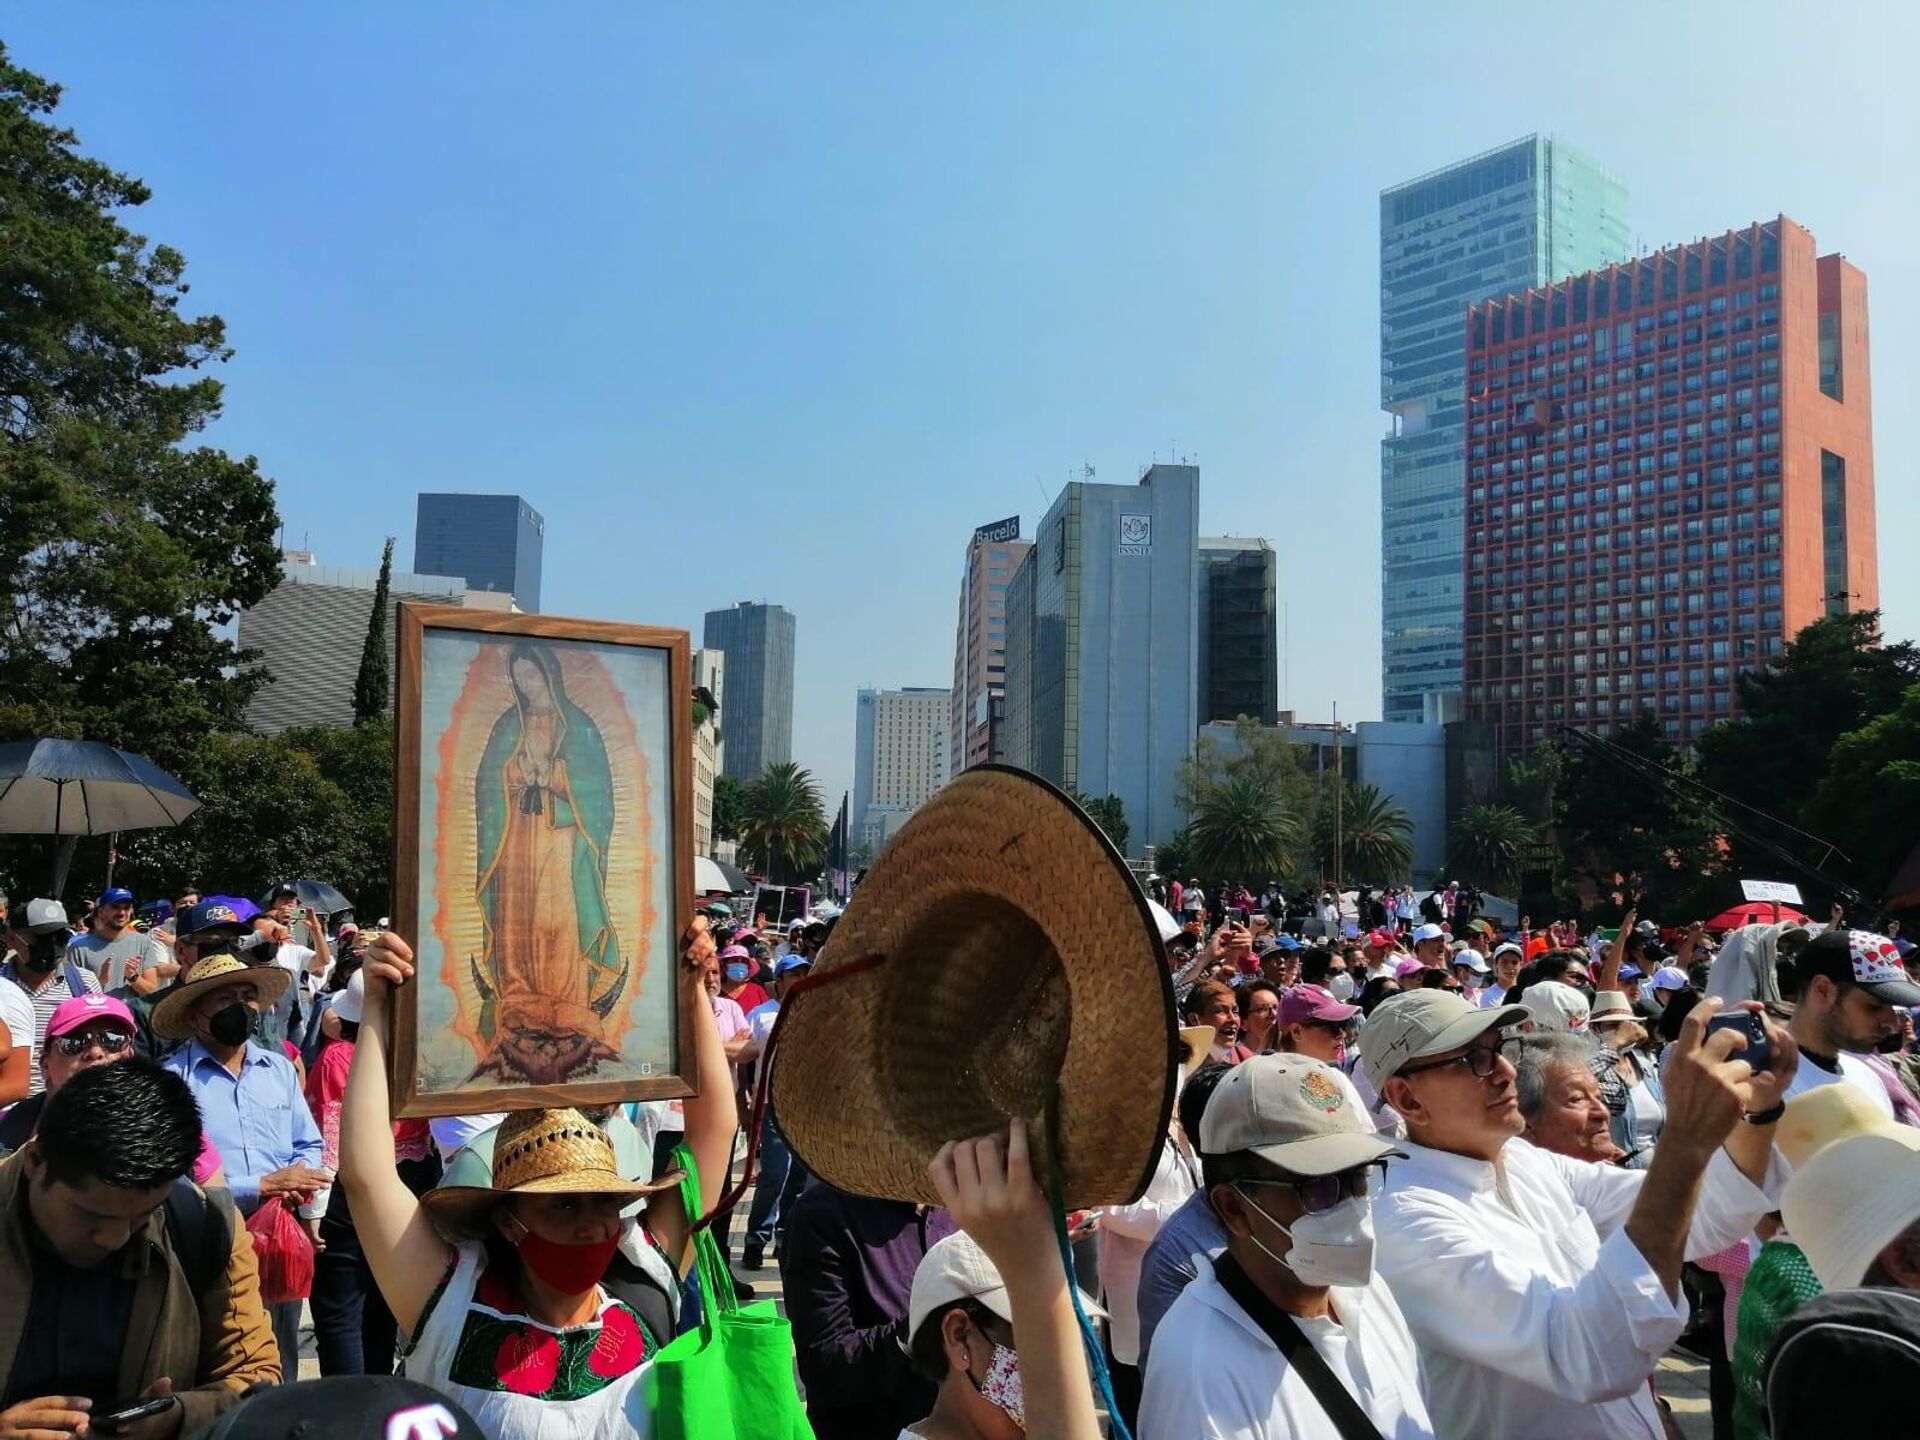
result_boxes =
[973,515,1020,545]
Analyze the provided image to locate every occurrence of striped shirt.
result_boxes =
[0,959,103,1094]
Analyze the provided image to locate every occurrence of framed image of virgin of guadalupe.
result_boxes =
[390,603,695,1117]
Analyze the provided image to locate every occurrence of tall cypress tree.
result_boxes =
[353,537,395,723]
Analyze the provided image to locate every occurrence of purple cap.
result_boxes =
[1279,984,1360,1028]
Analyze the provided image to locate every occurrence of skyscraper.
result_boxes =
[1381,135,1631,723]
[1198,537,1279,724]
[239,550,506,734]
[1462,216,1876,757]
[413,493,546,611]
[1002,463,1199,853]
[949,516,1031,774]
[853,686,951,853]
[701,601,796,783]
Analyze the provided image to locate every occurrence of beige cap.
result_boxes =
[1358,989,1529,1092]
[906,1231,1103,1340]
[1525,981,1592,1034]
[1199,1055,1401,1176]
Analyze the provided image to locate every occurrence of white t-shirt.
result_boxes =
[1139,1263,1435,1440]
[745,998,780,1053]
[0,979,34,1057]
[1782,1047,1896,1120]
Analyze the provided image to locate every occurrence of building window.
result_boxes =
[1821,450,1849,614]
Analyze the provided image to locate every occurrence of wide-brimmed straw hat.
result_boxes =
[771,765,1178,1208]
[150,953,292,1040]
[421,1107,684,1241]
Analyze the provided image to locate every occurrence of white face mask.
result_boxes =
[1327,972,1357,1001]
[1236,1188,1377,1289]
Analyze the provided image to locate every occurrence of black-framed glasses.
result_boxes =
[51,1030,134,1057]
[1398,1034,1518,1080]
[1242,1161,1386,1216]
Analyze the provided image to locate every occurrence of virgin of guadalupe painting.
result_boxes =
[391,605,693,1116]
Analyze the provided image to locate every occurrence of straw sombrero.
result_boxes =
[150,953,293,1041]
[771,765,1178,1208]
[421,1107,684,1242]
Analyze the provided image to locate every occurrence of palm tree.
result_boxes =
[740,762,829,882]
[1450,803,1538,891]
[1335,783,1414,883]
[1187,774,1301,882]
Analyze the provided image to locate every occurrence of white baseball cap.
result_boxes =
[906,1231,1102,1340]
[1200,1055,1401,1176]
[1451,950,1491,975]
[1411,923,1447,944]
[1524,981,1592,1034]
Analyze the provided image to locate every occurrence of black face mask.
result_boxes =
[23,936,62,973]
[205,1001,253,1047]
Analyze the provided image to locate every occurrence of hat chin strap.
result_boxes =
[693,951,889,1233]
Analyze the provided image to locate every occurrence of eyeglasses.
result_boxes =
[51,1030,134,1057]
[1397,1034,1518,1080]
[1242,1161,1386,1216]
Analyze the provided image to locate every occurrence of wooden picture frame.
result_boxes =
[391,602,695,1118]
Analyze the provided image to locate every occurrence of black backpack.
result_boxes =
[163,1179,234,1295]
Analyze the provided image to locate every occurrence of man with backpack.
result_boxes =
[0,1060,277,1436]
[0,900,102,1094]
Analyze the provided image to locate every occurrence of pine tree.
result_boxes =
[353,537,395,723]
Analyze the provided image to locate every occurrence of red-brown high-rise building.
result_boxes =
[1461,216,1874,758]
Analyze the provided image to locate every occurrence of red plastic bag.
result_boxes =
[246,1196,314,1303]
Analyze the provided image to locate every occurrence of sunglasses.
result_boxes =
[1243,1161,1386,1216]
[1398,1034,1518,1080]
[51,1030,134,1057]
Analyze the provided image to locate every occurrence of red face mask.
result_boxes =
[512,1223,620,1295]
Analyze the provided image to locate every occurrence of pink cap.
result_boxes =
[1393,957,1427,980]
[1279,984,1360,1028]
[46,992,136,1040]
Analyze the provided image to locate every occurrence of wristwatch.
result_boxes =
[1740,1101,1786,1126]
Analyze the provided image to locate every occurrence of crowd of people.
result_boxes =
[1,873,1918,1439]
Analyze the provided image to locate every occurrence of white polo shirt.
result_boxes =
[1138,1260,1434,1439]
[1781,1047,1896,1121]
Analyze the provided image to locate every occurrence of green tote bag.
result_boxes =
[645,1146,814,1440]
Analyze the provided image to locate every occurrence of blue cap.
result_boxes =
[775,954,813,976]
[137,898,174,921]
[1618,963,1644,982]
[179,896,261,937]
[100,887,134,906]
[1273,934,1303,951]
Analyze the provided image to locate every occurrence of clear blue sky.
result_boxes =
[11,3,1915,807]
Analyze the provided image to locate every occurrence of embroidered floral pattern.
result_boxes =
[445,1281,656,1401]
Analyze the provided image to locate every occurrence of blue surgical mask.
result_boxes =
[724,962,751,983]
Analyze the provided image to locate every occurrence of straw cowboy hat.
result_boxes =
[771,765,1178,1208]
[421,1107,684,1242]
[151,953,292,1041]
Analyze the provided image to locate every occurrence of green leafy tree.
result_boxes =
[1695,611,1920,887]
[1803,685,1920,906]
[712,774,747,844]
[1152,829,1194,883]
[1073,792,1130,855]
[1177,717,1316,883]
[740,762,829,883]
[115,720,394,916]
[0,47,282,783]
[353,538,395,723]
[1555,713,1717,913]
[1313,782,1413,883]
[1497,749,1561,827]
[1449,803,1538,892]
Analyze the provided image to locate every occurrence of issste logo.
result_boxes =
[385,1404,461,1440]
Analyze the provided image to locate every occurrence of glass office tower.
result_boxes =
[1380,135,1630,722]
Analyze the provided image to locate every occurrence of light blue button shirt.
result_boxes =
[164,1039,322,1209]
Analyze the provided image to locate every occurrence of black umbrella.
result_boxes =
[0,739,203,892]
[263,879,353,915]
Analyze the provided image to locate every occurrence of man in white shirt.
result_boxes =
[1780,928,1920,1122]
[1360,988,1794,1440]
[1139,1054,1434,1440]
